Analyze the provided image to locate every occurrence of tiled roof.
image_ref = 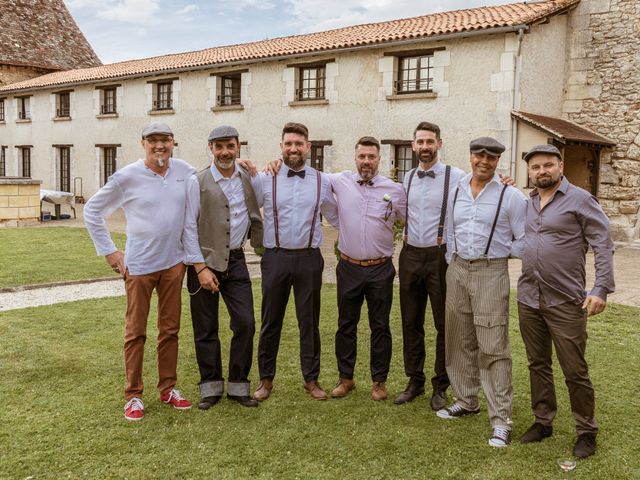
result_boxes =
[0,0,101,72]
[512,111,616,146]
[0,0,578,93]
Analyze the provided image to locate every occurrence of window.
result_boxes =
[297,66,325,101]
[396,54,433,94]
[101,87,117,114]
[394,145,417,183]
[20,147,31,177]
[217,73,241,106]
[56,92,70,118]
[0,99,5,121]
[102,147,117,185]
[306,141,331,171]
[58,147,71,192]
[17,97,30,120]
[154,82,173,110]
[0,146,6,176]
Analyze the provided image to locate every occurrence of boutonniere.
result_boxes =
[383,194,393,221]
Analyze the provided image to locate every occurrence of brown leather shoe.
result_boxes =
[371,382,387,401]
[331,378,356,398]
[254,379,273,401]
[304,381,327,400]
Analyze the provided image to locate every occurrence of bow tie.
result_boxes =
[357,179,373,186]
[417,170,436,179]
[287,169,306,179]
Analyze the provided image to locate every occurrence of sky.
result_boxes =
[66,0,513,65]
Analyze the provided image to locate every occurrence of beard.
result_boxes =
[419,150,437,164]
[215,155,235,171]
[533,175,561,189]
[283,153,305,171]
[357,165,377,181]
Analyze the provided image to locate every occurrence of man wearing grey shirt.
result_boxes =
[84,122,195,421]
[517,144,615,459]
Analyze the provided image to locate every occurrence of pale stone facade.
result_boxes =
[563,0,640,241]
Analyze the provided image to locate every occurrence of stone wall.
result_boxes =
[0,64,53,87]
[0,178,42,226]
[564,0,640,242]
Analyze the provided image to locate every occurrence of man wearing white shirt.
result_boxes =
[436,137,526,449]
[84,122,195,421]
[183,125,263,410]
[252,122,339,402]
[395,122,466,410]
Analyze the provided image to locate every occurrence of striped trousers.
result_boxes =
[445,255,513,429]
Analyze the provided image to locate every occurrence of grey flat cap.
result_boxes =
[141,122,173,138]
[208,125,239,142]
[469,137,505,156]
[523,144,562,162]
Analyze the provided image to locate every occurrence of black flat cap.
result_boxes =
[469,137,505,156]
[208,125,239,142]
[523,144,562,163]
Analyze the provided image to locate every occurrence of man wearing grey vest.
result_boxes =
[183,125,263,409]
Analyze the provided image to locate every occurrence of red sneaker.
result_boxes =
[124,397,144,421]
[160,389,192,410]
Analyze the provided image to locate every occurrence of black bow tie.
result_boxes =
[357,179,373,186]
[287,169,306,179]
[417,170,436,179]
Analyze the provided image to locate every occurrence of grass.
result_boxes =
[0,227,126,288]
[1,284,638,479]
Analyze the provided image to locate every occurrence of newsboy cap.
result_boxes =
[523,144,563,163]
[469,137,505,156]
[141,122,173,139]
[208,125,239,142]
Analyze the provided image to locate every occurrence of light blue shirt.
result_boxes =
[252,165,339,249]
[403,160,466,247]
[84,158,196,275]
[445,173,526,262]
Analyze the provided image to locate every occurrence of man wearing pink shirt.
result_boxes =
[329,136,406,401]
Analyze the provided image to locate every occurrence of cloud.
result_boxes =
[233,0,277,10]
[177,4,199,15]
[96,0,161,24]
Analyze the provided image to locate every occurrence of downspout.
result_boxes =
[509,27,526,179]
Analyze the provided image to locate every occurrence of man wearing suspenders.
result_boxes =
[437,137,526,449]
[252,122,339,402]
[183,125,263,410]
[394,122,466,410]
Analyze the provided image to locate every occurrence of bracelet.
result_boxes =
[196,266,207,275]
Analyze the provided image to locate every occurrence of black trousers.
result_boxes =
[258,247,324,382]
[188,251,255,384]
[398,244,450,392]
[335,258,395,382]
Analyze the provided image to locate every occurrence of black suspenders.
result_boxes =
[452,183,508,258]
[403,165,451,246]
[272,170,322,248]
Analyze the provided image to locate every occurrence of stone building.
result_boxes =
[0,0,638,241]
[0,0,101,86]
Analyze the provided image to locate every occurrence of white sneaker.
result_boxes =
[489,426,511,447]
[436,402,480,419]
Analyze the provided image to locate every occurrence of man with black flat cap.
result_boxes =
[183,125,263,409]
[517,144,614,459]
[436,137,526,449]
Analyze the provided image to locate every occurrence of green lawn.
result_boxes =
[0,227,126,288]
[1,285,638,479]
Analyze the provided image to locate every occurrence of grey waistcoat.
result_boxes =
[196,167,263,272]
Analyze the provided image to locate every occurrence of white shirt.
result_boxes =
[84,158,196,275]
[252,165,339,249]
[183,164,250,265]
[445,173,526,262]
[403,160,466,247]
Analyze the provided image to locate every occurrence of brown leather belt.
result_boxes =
[340,253,390,267]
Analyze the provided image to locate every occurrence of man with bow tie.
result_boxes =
[329,136,406,401]
[252,122,339,402]
[394,122,466,410]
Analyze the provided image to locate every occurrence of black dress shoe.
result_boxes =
[430,390,448,411]
[520,422,553,443]
[227,394,259,407]
[573,433,597,458]
[198,396,221,410]
[394,383,425,405]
